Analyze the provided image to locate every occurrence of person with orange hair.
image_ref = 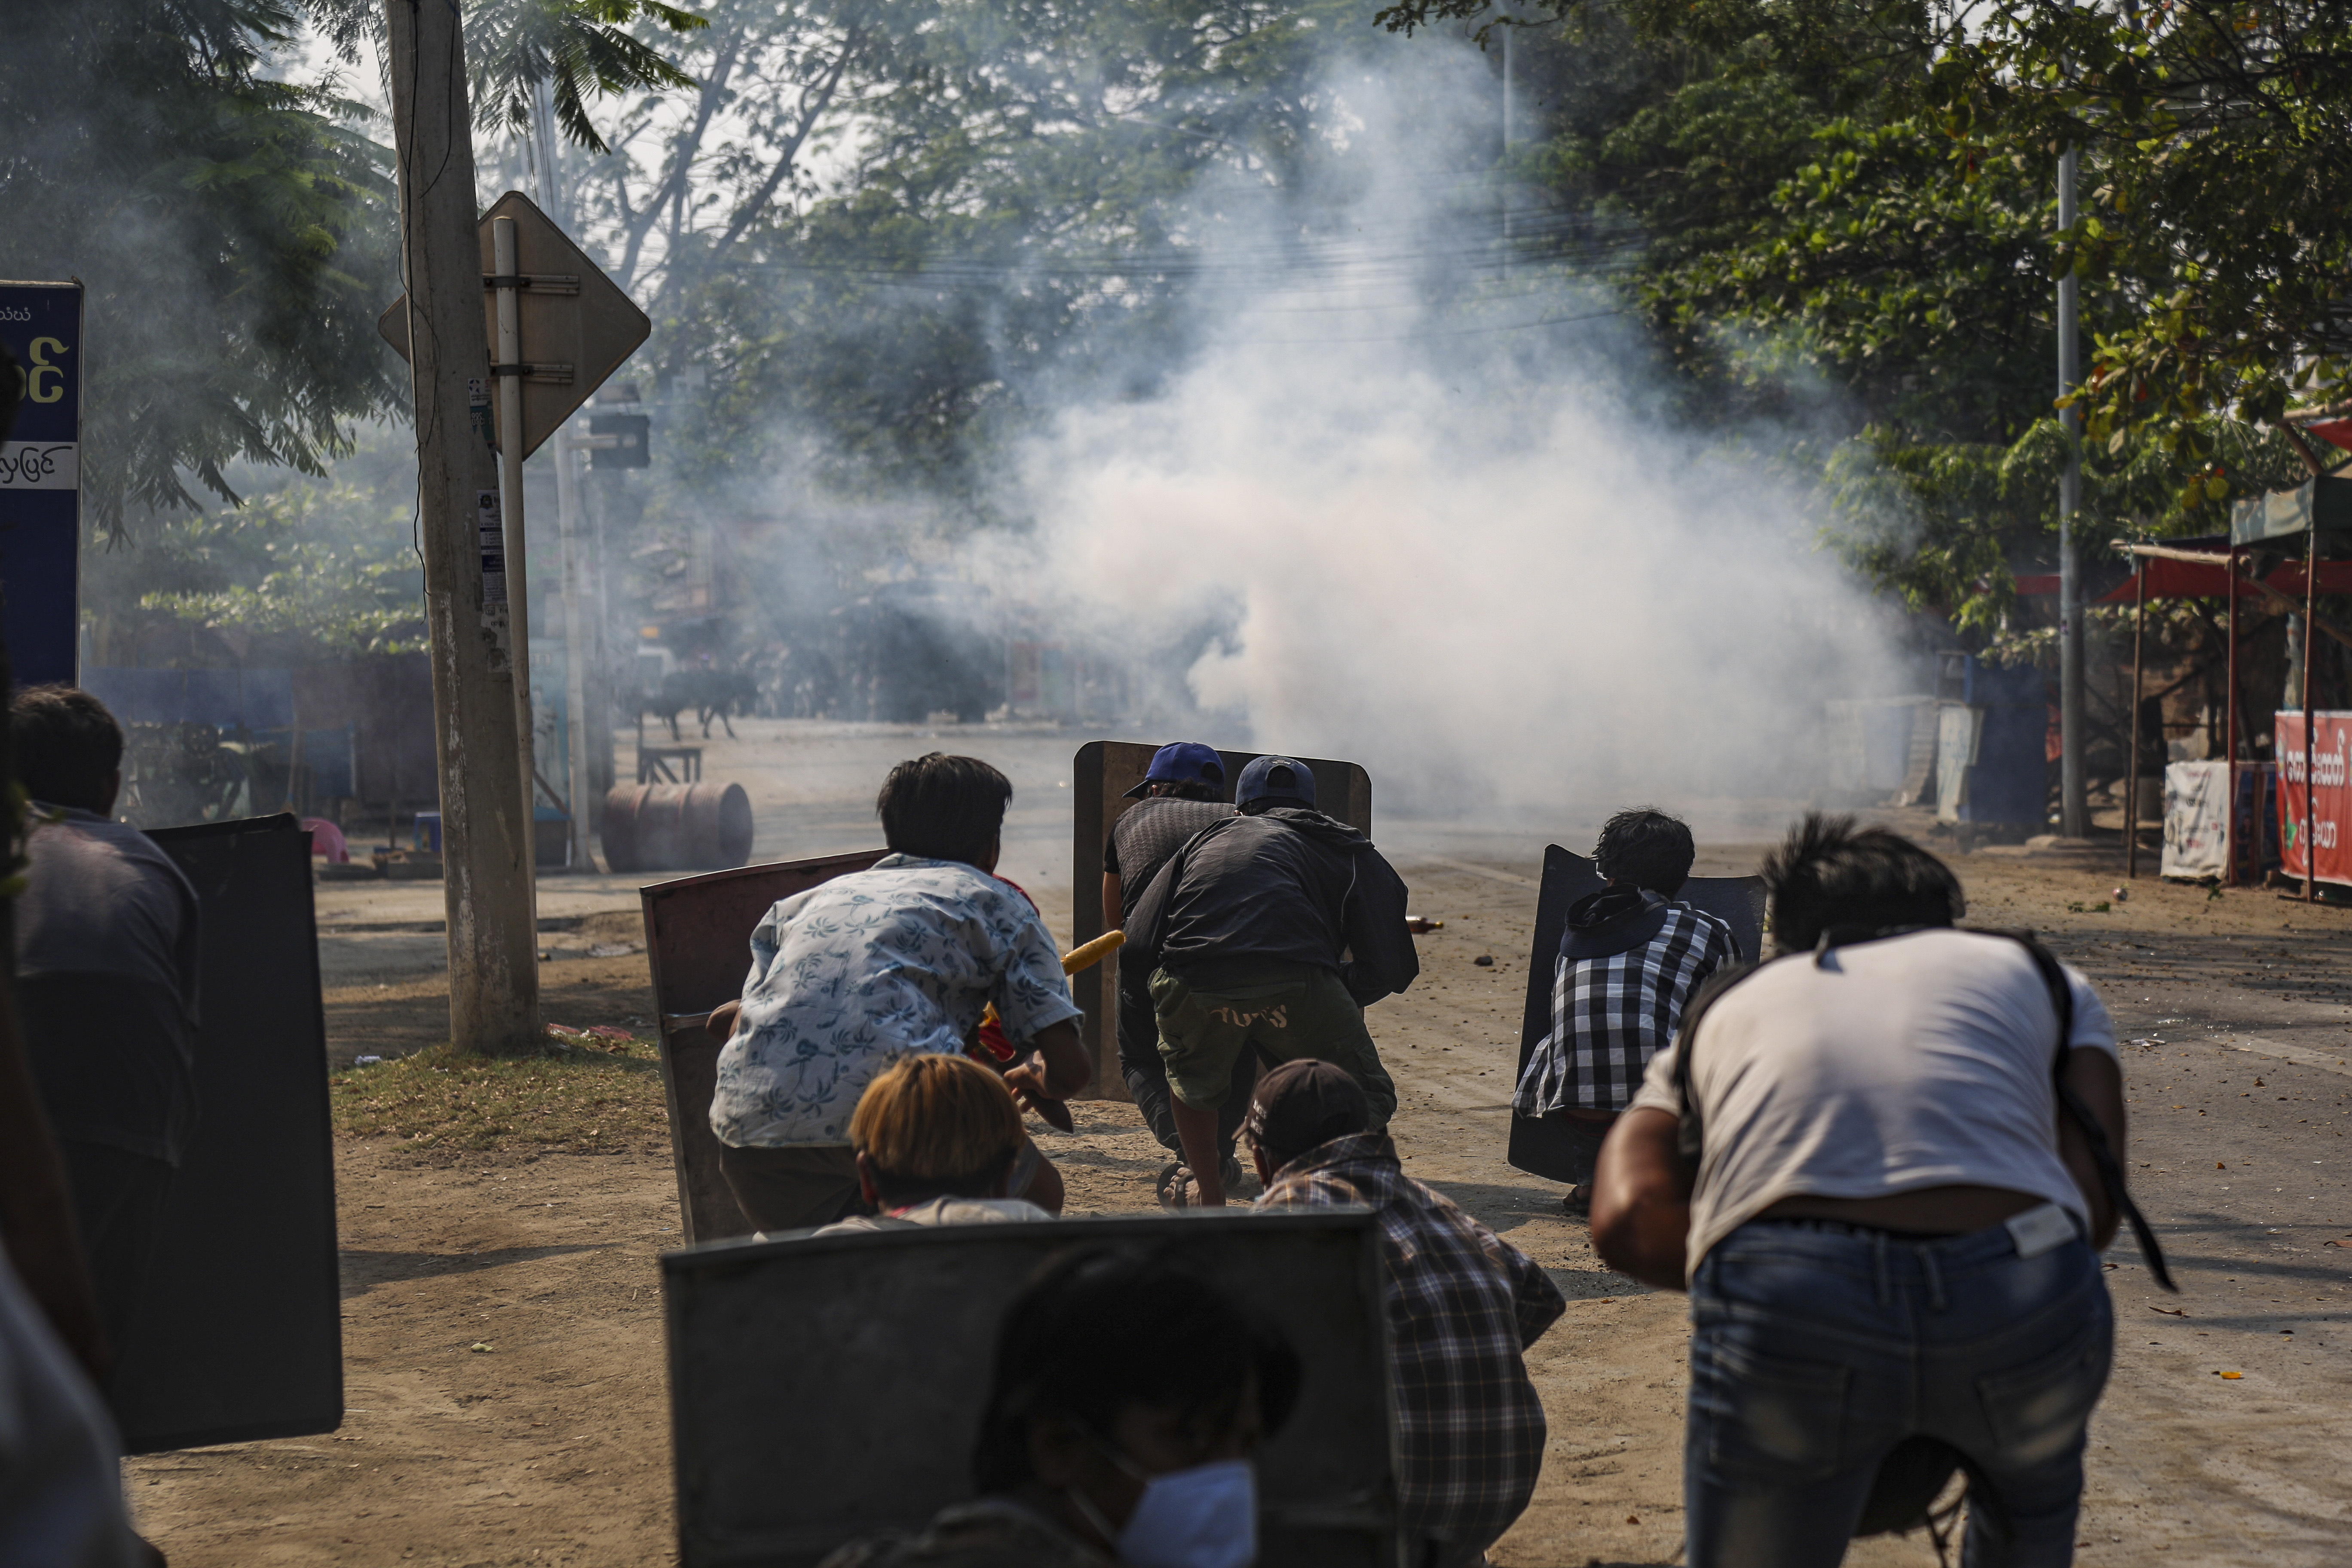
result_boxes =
[817,1055,1063,1234]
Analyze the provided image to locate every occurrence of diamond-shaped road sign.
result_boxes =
[379,190,650,460]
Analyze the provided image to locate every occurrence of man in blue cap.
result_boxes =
[1125,754,1419,1206]
[1098,742,1250,1197]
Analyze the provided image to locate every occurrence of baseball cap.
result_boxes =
[1234,754,1315,810]
[1123,741,1227,799]
[1243,1058,1370,1164]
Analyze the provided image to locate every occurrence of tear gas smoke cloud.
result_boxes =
[969,43,1902,820]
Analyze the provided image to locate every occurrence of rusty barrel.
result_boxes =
[603,783,754,873]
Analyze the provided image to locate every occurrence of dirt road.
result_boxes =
[122,727,2352,1566]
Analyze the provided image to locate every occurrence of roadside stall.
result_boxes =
[2107,459,2352,888]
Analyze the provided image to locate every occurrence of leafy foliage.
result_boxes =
[461,0,707,154]
[1923,3,2352,456]
[0,0,402,535]
[645,0,1380,502]
[83,428,432,663]
[1435,1,2331,636]
[133,482,431,658]
[0,0,706,541]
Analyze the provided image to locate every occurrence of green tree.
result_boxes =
[1922,2,2352,453]
[1375,1,2320,636]
[0,0,702,539]
[647,0,1379,504]
[83,425,433,665]
[0,0,401,536]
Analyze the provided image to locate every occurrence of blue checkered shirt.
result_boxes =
[1513,901,1736,1115]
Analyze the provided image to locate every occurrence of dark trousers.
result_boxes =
[717,1142,871,1232]
[1117,975,1255,1161]
[59,1140,174,1385]
[1537,1109,1615,1186]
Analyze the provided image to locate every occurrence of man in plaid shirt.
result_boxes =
[1513,809,1740,1217]
[1248,1059,1564,1568]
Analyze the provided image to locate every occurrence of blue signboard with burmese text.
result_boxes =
[0,281,83,687]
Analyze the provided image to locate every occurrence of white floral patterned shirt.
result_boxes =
[708,854,1082,1148]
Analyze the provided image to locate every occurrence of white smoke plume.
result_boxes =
[971,43,1900,820]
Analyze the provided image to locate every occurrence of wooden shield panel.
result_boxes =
[1069,742,1373,1099]
[1506,845,1765,1183]
[116,814,342,1453]
[664,1209,1397,1568]
[642,849,887,1242]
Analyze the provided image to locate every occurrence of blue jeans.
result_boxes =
[1686,1216,2113,1568]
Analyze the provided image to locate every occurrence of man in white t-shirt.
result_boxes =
[1593,815,2130,1568]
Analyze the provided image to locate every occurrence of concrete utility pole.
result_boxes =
[384,0,542,1052]
[2057,137,2088,837]
[554,425,593,864]
[531,80,598,867]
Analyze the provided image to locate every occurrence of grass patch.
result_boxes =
[331,1037,669,1155]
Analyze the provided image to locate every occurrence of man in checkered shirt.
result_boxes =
[1513,809,1740,1218]
[1249,1059,1565,1568]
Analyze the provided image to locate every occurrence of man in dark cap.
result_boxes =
[1249,1060,1565,1568]
[1125,754,1419,1207]
[1097,742,1247,1197]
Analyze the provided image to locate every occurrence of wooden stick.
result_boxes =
[2282,423,2331,479]
[2227,547,2240,886]
[2129,562,2147,879]
[2306,519,2320,901]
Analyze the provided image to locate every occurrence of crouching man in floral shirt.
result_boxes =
[1248,1059,1565,1568]
[707,753,1092,1231]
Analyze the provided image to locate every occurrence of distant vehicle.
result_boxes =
[646,668,759,742]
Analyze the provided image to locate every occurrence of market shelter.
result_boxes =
[2098,471,2352,891]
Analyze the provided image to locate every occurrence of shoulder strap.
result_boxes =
[1986,929,2177,1293]
[1672,959,1764,1164]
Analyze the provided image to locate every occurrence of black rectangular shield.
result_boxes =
[1506,845,1765,1183]
[1070,742,1373,1100]
[663,1209,1397,1567]
[642,850,888,1243]
[114,813,342,1452]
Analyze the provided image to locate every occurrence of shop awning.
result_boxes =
[2014,552,2352,602]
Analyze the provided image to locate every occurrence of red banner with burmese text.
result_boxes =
[2276,712,2352,888]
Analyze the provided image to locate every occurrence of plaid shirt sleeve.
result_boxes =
[1471,1219,1567,1349]
[1258,1136,1553,1550]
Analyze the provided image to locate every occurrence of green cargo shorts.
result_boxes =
[1150,959,1396,1128]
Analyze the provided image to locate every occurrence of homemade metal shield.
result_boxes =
[642,849,887,1242]
[1507,845,1764,1184]
[114,814,341,1453]
[1070,742,1373,1099]
[663,1209,1397,1568]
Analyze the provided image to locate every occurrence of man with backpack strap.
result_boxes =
[1124,754,1418,1208]
[1593,815,2148,1568]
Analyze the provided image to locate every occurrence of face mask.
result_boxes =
[1070,1449,1258,1568]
